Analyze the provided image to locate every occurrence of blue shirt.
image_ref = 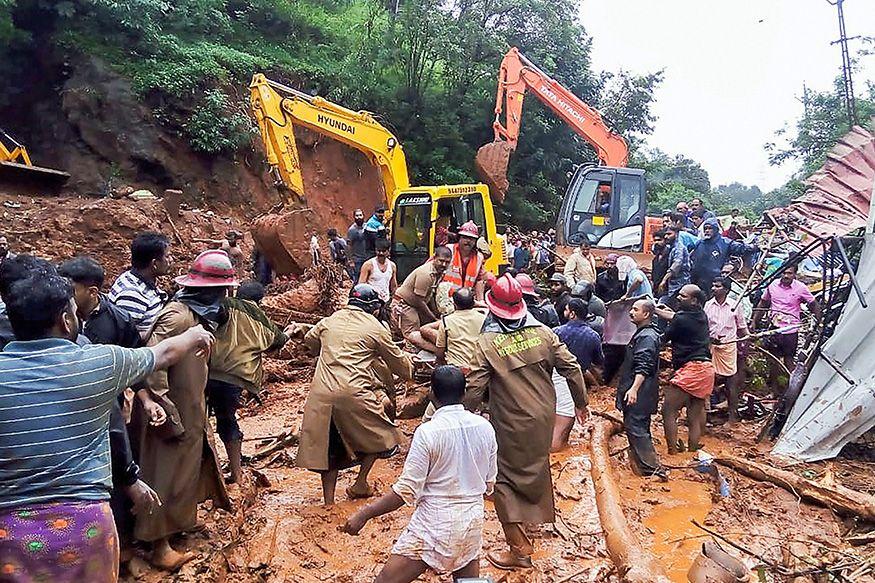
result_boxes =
[678,230,699,250]
[0,339,155,509]
[553,320,604,371]
[666,240,691,295]
[626,267,653,297]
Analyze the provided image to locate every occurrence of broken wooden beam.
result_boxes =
[590,417,672,583]
[715,455,875,523]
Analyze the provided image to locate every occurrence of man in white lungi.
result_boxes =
[342,365,497,582]
[704,276,748,424]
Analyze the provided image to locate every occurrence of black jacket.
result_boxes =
[553,291,571,325]
[595,272,625,303]
[81,295,143,488]
[617,324,661,414]
[525,298,560,328]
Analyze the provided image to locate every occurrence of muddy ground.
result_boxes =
[123,342,875,583]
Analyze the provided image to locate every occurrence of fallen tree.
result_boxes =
[716,455,875,523]
[590,417,672,583]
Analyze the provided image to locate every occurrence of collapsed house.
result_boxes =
[767,123,875,462]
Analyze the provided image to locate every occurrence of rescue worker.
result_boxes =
[133,250,235,570]
[393,246,452,353]
[298,284,414,506]
[443,221,486,301]
[465,274,588,570]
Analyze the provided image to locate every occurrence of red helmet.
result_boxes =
[174,250,239,288]
[486,273,527,320]
[514,273,538,298]
[458,221,479,239]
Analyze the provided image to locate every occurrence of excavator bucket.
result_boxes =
[0,160,70,191]
[474,140,513,204]
[251,208,320,276]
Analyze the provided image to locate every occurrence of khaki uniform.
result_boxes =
[563,249,597,286]
[465,314,586,551]
[297,306,413,471]
[393,262,442,336]
[133,302,230,542]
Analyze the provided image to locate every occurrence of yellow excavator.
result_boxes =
[248,74,506,279]
[1,127,69,188]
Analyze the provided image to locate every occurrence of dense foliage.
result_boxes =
[1,1,871,228]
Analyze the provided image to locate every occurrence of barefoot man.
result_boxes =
[342,365,497,582]
[298,284,413,505]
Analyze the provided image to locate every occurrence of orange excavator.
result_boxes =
[476,47,658,253]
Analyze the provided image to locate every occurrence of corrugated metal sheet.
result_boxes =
[772,199,875,462]
[766,125,875,239]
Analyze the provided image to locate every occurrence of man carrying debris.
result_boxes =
[347,208,368,281]
[443,221,487,301]
[110,231,171,337]
[704,277,749,424]
[298,284,413,506]
[617,298,666,478]
[341,365,497,583]
[563,239,597,286]
[656,284,714,453]
[595,253,625,303]
[752,261,820,397]
[393,246,452,353]
[133,250,235,570]
[0,270,213,583]
[209,281,291,485]
[552,298,603,451]
[465,274,588,570]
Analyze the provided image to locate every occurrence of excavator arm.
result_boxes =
[249,73,411,205]
[475,47,628,200]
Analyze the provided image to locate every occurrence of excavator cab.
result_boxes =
[390,184,505,281]
[558,166,649,251]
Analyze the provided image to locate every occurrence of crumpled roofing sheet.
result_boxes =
[766,125,875,239]
[772,234,875,461]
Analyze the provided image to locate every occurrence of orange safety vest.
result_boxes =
[442,244,483,292]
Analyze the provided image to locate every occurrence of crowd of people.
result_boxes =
[0,232,292,580]
[313,199,818,581]
[0,194,819,582]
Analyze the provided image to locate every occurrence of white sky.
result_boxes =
[580,0,875,191]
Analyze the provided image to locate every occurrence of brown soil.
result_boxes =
[120,352,873,583]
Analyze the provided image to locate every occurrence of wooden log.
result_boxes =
[716,455,875,523]
[590,417,672,583]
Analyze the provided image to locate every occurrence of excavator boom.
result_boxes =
[475,47,628,200]
[248,74,506,277]
[249,74,410,205]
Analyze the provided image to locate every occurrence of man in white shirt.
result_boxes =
[342,365,497,582]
